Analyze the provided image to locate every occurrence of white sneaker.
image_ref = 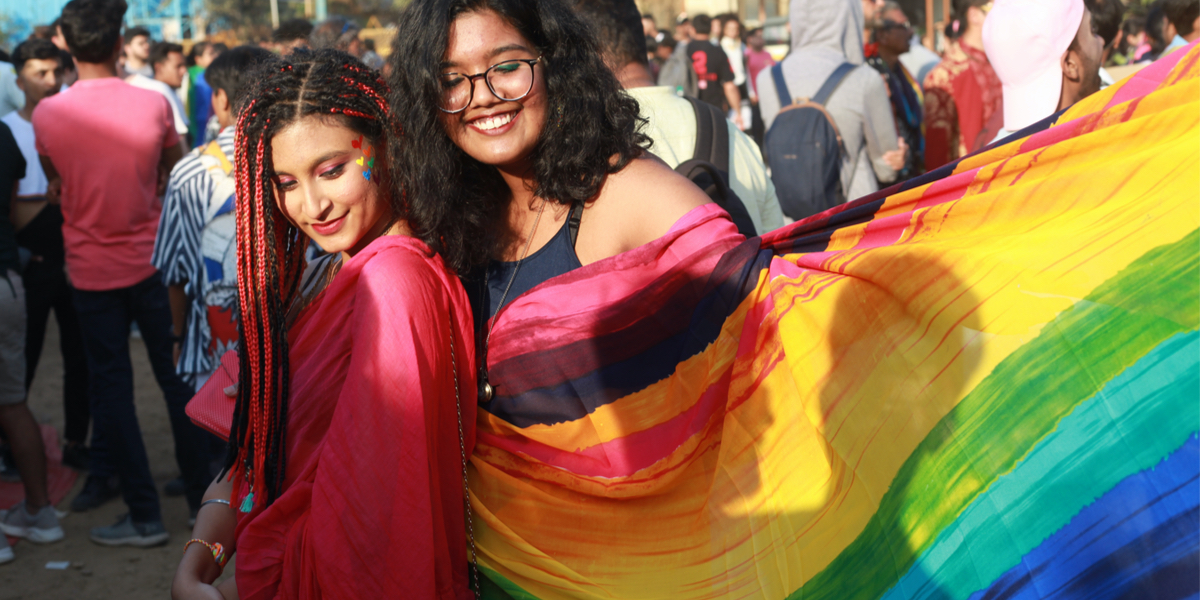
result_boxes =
[0,534,12,564]
[0,500,65,543]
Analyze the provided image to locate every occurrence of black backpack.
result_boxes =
[673,97,759,238]
[764,62,855,221]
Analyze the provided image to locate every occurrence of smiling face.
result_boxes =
[271,116,392,259]
[437,9,546,174]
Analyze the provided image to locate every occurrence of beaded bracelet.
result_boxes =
[183,538,229,571]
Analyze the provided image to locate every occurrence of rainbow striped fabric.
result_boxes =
[471,43,1200,600]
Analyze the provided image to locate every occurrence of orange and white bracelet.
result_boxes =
[183,538,229,571]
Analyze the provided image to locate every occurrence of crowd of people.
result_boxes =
[640,0,1195,215]
[0,0,413,568]
[0,0,1193,596]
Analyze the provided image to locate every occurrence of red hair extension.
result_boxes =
[227,49,405,508]
[336,107,373,119]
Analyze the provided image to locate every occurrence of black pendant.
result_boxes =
[478,370,494,403]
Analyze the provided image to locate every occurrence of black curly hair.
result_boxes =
[225,49,407,508]
[387,0,650,272]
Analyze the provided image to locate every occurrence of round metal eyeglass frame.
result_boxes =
[437,56,542,114]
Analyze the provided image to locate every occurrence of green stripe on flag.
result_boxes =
[791,229,1200,600]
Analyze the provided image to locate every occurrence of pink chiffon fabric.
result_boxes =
[231,235,476,600]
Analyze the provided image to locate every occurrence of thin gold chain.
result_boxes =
[449,313,480,598]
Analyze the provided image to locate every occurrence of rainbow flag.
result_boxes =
[471,43,1200,600]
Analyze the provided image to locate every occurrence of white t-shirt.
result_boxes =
[626,86,785,234]
[0,64,24,117]
[1,111,48,197]
[125,73,189,138]
[720,38,747,87]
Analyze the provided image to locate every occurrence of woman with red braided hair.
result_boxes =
[171,49,477,600]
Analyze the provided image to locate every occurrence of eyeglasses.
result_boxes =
[438,56,541,114]
[881,20,913,34]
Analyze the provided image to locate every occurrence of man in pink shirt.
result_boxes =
[34,0,212,547]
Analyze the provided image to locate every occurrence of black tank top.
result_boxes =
[467,208,584,335]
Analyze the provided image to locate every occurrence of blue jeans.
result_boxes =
[73,272,211,522]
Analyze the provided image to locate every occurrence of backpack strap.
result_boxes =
[812,62,856,107]
[678,98,756,238]
[567,202,585,249]
[685,96,730,174]
[675,159,757,238]
[770,63,792,108]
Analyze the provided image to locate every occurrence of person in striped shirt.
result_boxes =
[152,46,273,392]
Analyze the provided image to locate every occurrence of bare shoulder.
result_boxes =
[576,157,711,263]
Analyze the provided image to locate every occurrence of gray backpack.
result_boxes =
[657,41,698,97]
[764,62,855,220]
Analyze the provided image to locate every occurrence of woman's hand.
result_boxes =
[171,571,239,600]
[218,578,239,600]
[171,579,226,600]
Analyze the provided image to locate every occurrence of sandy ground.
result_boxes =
[1,320,235,600]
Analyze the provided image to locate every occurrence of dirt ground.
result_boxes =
[1,320,235,600]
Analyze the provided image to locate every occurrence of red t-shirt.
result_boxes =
[33,77,179,291]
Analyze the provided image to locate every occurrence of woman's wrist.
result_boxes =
[191,501,238,558]
[182,542,226,584]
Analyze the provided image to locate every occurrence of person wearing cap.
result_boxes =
[983,0,1104,144]
[922,0,1003,171]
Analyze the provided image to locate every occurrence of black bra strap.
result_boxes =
[567,202,585,249]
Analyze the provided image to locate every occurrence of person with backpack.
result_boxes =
[658,20,699,97]
[572,0,784,235]
[757,0,907,220]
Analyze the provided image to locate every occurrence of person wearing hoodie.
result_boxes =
[757,0,907,201]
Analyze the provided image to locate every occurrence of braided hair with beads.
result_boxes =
[224,49,403,510]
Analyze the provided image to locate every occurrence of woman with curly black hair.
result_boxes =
[388,0,737,397]
[389,0,747,593]
[171,49,477,600]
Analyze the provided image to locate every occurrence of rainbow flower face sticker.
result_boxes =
[352,135,376,181]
